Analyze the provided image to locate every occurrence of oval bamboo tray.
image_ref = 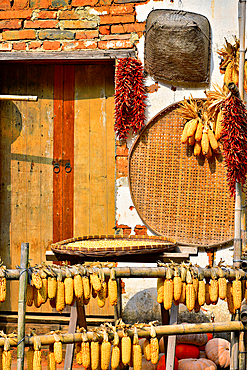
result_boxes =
[128,100,237,247]
[51,235,176,258]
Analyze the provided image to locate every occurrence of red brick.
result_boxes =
[101,34,130,40]
[71,0,97,6]
[0,0,11,10]
[99,25,110,35]
[61,20,98,29]
[43,40,60,50]
[13,41,26,50]
[91,6,109,14]
[59,10,80,19]
[61,40,97,50]
[134,225,147,236]
[100,14,134,24]
[37,11,57,18]
[28,40,42,49]
[0,42,11,50]
[98,39,132,49]
[0,20,22,29]
[75,30,98,39]
[0,10,32,19]
[117,224,131,236]
[116,141,128,156]
[111,22,145,34]
[12,0,28,10]
[116,156,128,177]
[30,0,50,7]
[24,20,58,28]
[2,29,36,40]
[110,4,134,14]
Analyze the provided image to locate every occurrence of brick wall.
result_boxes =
[0,0,146,52]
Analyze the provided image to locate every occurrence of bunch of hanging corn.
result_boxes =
[217,37,240,90]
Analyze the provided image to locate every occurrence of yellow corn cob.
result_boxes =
[205,144,212,158]
[227,281,235,314]
[74,274,83,298]
[64,277,74,306]
[39,278,48,304]
[121,336,131,365]
[56,281,65,312]
[54,341,63,364]
[215,109,224,140]
[2,350,11,370]
[192,277,199,301]
[163,267,174,310]
[0,347,2,370]
[111,345,120,370]
[187,118,199,137]
[133,344,142,370]
[27,346,34,370]
[47,345,56,370]
[157,277,164,304]
[32,272,42,290]
[48,277,57,300]
[26,284,34,306]
[98,281,107,308]
[198,280,206,306]
[208,129,219,151]
[150,337,159,364]
[75,342,82,365]
[201,132,209,156]
[205,282,211,305]
[186,283,195,311]
[188,134,195,146]
[181,121,190,144]
[101,340,111,370]
[231,66,239,85]
[108,278,118,306]
[0,277,6,303]
[82,276,91,301]
[81,342,90,369]
[143,339,151,361]
[194,140,202,156]
[224,61,233,87]
[91,341,100,370]
[173,267,182,302]
[178,282,186,304]
[90,273,101,292]
[195,118,203,141]
[219,277,227,300]
[33,286,42,308]
[232,276,242,310]
[33,351,42,370]
[209,279,219,304]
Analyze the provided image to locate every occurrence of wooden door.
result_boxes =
[0,63,116,312]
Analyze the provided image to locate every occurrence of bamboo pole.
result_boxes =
[1,321,246,348]
[0,95,38,101]
[17,243,29,370]
[4,266,247,280]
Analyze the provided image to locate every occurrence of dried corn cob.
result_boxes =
[53,333,63,364]
[143,339,151,361]
[75,341,82,365]
[64,267,74,306]
[187,118,199,138]
[74,272,83,299]
[185,269,195,312]
[227,281,235,314]
[188,134,195,146]
[181,121,190,144]
[132,327,142,370]
[195,118,203,141]
[27,346,34,370]
[2,338,11,370]
[90,272,101,292]
[110,325,120,370]
[56,270,65,312]
[194,140,202,156]
[150,324,159,365]
[33,336,42,370]
[178,263,187,304]
[218,267,227,300]
[82,276,91,301]
[101,330,111,370]
[232,271,242,310]
[98,269,107,308]
[121,332,131,366]
[210,269,219,304]
[33,286,42,308]
[91,336,100,370]
[47,344,56,370]
[81,330,91,370]
[48,277,57,300]
[173,267,182,302]
[192,268,199,301]
[26,284,34,306]
[39,270,48,305]
[198,267,205,307]
[32,271,42,290]
[215,109,224,140]
[163,266,174,310]
[108,268,118,306]
[201,131,209,156]
[208,129,219,151]
[0,276,6,303]
[157,277,164,304]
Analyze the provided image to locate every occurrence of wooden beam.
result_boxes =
[0,50,136,62]
[0,95,38,101]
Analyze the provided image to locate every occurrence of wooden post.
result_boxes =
[230,312,240,370]
[166,303,179,370]
[17,243,29,370]
[64,304,78,370]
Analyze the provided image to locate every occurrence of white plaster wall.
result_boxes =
[116,0,240,320]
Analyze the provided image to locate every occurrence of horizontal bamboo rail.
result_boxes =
[4,266,247,280]
[0,95,38,101]
[1,321,246,348]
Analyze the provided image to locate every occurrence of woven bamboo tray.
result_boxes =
[128,101,236,248]
[51,235,176,258]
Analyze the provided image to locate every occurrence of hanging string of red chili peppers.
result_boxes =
[114,58,147,140]
[221,83,247,197]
